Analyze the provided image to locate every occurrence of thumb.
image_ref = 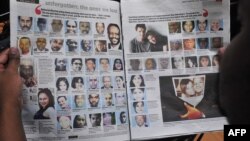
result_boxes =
[180,112,189,119]
[7,48,20,72]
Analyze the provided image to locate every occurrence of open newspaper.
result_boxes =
[10,0,230,140]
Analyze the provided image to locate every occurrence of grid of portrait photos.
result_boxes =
[124,17,225,127]
[128,74,150,127]
[17,15,129,133]
[127,18,224,75]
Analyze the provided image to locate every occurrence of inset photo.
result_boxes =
[144,58,157,70]
[128,59,142,71]
[79,21,91,35]
[168,21,181,34]
[133,115,149,127]
[198,56,211,68]
[211,37,223,49]
[210,19,223,31]
[169,39,183,51]
[171,57,185,69]
[185,56,197,68]
[65,20,77,35]
[182,20,195,33]
[158,58,170,70]
[196,19,208,32]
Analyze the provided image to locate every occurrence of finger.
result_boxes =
[180,112,189,119]
[218,47,226,57]
[183,102,193,111]
[0,48,10,64]
[0,64,5,72]
[6,48,20,72]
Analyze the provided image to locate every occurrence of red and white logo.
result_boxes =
[35,4,42,15]
[202,9,208,17]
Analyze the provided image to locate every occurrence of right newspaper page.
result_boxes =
[121,0,230,140]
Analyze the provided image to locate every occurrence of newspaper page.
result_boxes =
[121,0,229,140]
[10,0,130,141]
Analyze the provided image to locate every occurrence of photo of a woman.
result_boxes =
[113,58,123,71]
[197,19,208,32]
[129,75,145,88]
[131,88,145,101]
[182,20,195,33]
[115,76,125,89]
[133,101,145,114]
[73,115,87,128]
[34,88,56,120]
[199,56,211,67]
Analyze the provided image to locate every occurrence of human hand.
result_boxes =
[217,47,226,64]
[218,47,226,56]
[0,48,22,110]
[180,102,205,120]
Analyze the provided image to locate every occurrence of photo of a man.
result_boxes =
[71,58,82,71]
[34,37,48,52]
[50,39,63,52]
[89,113,101,127]
[95,22,105,34]
[65,20,77,34]
[85,58,96,72]
[115,93,127,106]
[88,76,98,90]
[50,19,63,33]
[81,40,92,52]
[130,24,150,53]
[79,21,91,34]
[55,58,67,71]
[101,76,113,89]
[103,93,113,107]
[18,16,33,32]
[18,37,31,55]
[20,58,37,88]
[36,18,47,32]
[107,23,122,50]
[88,93,100,107]
[134,115,148,127]
[66,39,78,52]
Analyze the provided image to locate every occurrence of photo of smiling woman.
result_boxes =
[182,20,195,33]
[113,58,123,71]
[129,75,145,88]
[34,88,56,120]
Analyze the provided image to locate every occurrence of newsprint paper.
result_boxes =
[10,0,230,140]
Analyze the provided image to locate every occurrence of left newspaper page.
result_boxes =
[10,0,129,141]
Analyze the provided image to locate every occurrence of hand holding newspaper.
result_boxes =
[10,0,230,140]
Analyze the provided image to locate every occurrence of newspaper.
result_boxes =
[121,0,229,140]
[10,0,230,140]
